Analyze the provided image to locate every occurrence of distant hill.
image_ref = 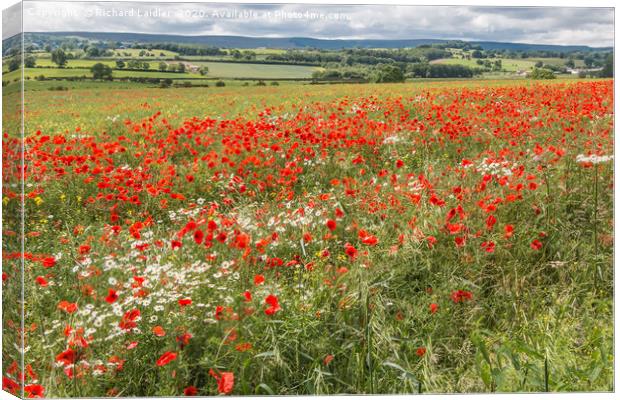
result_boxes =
[18,31,614,52]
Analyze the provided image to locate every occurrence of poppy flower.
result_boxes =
[104,289,118,303]
[416,347,427,357]
[24,384,45,398]
[451,290,473,303]
[253,274,265,285]
[326,219,337,231]
[530,239,543,251]
[344,243,357,259]
[156,351,177,367]
[178,298,192,307]
[152,326,166,337]
[323,354,335,366]
[41,257,56,268]
[264,294,281,316]
[184,386,198,396]
[35,276,48,287]
[55,348,76,366]
[57,301,78,314]
[429,303,438,314]
[209,370,234,394]
[193,230,204,244]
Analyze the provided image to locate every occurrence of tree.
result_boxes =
[534,61,543,68]
[142,62,150,71]
[159,62,167,72]
[86,47,100,57]
[371,64,405,83]
[528,68,556,79]
[471,50,484,59]
[51,48,67,67]
[177,63,186,73]
[199,66,209,76]
[91,63,113,80]
[599,53,613,78]
[8,57,20,72]
[565,59,575,68]
[24,55,36,68]
[116,60,125,69]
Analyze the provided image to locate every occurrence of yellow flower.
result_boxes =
[2,197,9,205]
[60,194,66,202]
[34,197,44,206]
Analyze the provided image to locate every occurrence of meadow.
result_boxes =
[2,78,614,397]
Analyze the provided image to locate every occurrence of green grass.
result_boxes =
[189,61,321,79]
[4,67,205,81]
[4,78,612,396]
[434,57,586,73]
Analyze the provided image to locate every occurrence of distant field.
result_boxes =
[4,67,204,80]
[433,57,585,72]
[190,61,321,79]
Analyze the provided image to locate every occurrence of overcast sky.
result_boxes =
[3,1,614,47]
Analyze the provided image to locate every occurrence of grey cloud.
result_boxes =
[17,1,614,47]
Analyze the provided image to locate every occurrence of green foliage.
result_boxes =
[370,64,405,83]
[528,68,557,79]
[90,62,113,80]
[51,48,67,67]
[599,54,613,78]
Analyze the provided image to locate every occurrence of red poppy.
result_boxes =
[429,303,438,314]
[178,298,192,307]
[193,230,204,244]
[209,370,234,394]
[264,294,281,316]
[253,274,265,285]
[41,257,56,268]
[451,290,473,303]
[55,348,76,366]
[105,289,118,304]
[184,386,198,396]
[152,326,166,337]
[326,219,337,231]
[24,384,45,398]
[156,351,177,367]
[416,347,427,357]
[344,243,358,259]
[530,239,543,251]
[35,276,48,287]
[57,301,78,314]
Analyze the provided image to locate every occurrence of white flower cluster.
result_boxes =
[576,154,613,164]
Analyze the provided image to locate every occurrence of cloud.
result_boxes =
[13,1,614,47]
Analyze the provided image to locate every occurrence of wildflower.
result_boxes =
[429,303,438,314]
[209,369,234,394]
[104,289,118,304]
[530,239,543,251]
[156,351,177,367]
[184,386,198,396]
[451,290,473,303]
[344,243,358,259]
[253,274,265,285]
[264,294,281,316]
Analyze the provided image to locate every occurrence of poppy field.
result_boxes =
[2,79,614,396]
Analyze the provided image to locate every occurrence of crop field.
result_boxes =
[2,67,205,81]
[433,57,585,72]
[2,79,614,397]
[189,61,320,79]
